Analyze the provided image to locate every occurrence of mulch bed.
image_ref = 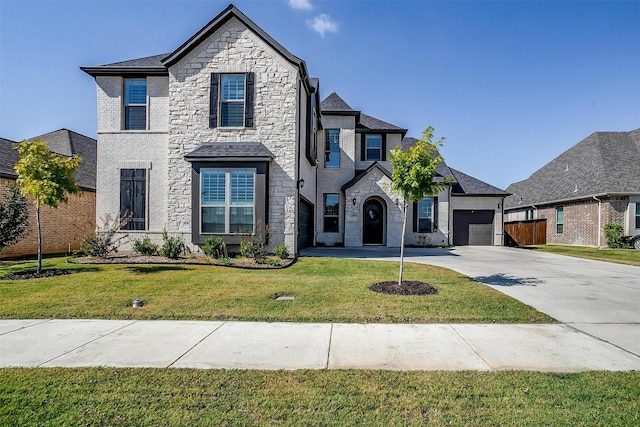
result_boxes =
[1,269,73,281]
[369,281,438,295]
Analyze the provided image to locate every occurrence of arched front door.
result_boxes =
[363,199,384,245]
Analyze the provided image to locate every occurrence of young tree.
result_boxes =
[388,126,447,285]
[0,184,30,252]
[14,140,81,274]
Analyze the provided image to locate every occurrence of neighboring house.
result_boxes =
[81,4,507,254]
[0,129,97,258]
[504,129,640,247]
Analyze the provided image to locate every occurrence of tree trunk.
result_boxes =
[35,200,42,275]
[399,201,408,286]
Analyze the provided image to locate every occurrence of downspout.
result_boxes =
[295,81,302,255]
[593,196,602,248]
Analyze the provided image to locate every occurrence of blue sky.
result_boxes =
[1,0,638,189]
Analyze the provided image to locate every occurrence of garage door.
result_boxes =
[298,198,314,251]
[453,210,494,246]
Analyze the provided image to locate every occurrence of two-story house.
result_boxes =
[82,4,507,254]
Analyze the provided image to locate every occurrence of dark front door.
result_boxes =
[363,199,384,245]
[298,198,314,251]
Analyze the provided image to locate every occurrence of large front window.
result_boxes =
[123,79,146,130]
[417,198,435,233]
[220,74,245,127]
[201,169,255,234]
[324,129,340,168]
[365,134,382,161]
[636,203,640,229]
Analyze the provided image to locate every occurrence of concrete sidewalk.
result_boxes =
[2,319,639,371]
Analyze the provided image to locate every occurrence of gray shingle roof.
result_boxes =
[400,137,457,182]
[184,142,273,161]
[27,129,97,191]
[1,130,96,190]
[81,53,169,76]
[0,137,19,179]
[504,128,640,209]
[321,92,359,114]
[449,168,509,196]
[341,161,392,191]
[358,113,407,134]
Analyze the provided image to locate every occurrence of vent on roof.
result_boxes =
[565,164,569,172]
[573,184,578,193]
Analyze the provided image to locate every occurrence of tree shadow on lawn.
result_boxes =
[473,273,543,287]
[124,265,189,274]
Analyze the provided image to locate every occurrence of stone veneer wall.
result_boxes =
[1,177,96,258]
[166,18,300,252]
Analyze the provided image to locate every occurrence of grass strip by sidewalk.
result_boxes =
[0,256,554,323]
[1,368,638,426]
[526,245,640,267]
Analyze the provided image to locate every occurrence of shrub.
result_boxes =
[81,215,128,258]
[132,235,159,256]
[159,229,185,259]
[240,235,267,263]
[0,184,29,252]
[203,236,227,259]
[273,242,290,259]
[604,223,627,249]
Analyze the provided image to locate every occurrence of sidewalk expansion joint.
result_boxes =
[448,324,493,371]
[37,319,138,367]
[324,323,334,370]
[168,321,227,368]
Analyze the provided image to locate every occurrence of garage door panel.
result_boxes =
[453,210,494,246]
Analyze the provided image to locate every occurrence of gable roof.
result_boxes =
[341,161,392,191]
[81,4,312,91]
[504,128,640,209]
[0,138,19,179]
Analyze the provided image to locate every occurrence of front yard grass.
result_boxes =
[0,255,554,323]
[528,245,640,267]
[1,368,638,426]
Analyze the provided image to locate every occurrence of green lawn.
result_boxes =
[1,368,638,426]
[0,255,553,323]
[527,245,640,267]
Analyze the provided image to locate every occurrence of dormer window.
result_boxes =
[123,79,147,130]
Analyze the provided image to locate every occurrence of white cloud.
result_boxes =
[306,14,338,37]
[288,0,313,11]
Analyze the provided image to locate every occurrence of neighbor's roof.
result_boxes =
[26,129,97,191]
[504,128,640,209]
[0,137,19,179]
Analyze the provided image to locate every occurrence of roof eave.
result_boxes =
[185,156,272,162]
[80,66,168,77]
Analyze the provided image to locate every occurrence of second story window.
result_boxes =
[365,134,382,161]
[221,74,245,127]
[124,79,147,130]
[209,73,255,128]
[325,129,340,168]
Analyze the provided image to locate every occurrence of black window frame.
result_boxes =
[323,193,340,233]
[120,168,146,230]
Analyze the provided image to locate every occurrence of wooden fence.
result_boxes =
[504,219,547,246]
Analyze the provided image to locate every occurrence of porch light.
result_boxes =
[297,178,305,188]
[352,197,357,205]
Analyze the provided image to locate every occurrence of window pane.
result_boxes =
[202,207,225,233]
[636,204,640,228]
[324,217,339,233]
[418,218,433,233]
[125,106,146,130]
[230,170,254,205]
[230,207,254,233]
[325,129,340,168]
[221,102,244,127]
[366,135,381,148]
[201,170,225,205]
[366,148,381,161]
[324,194,339,216]
[221,75,245,100]
[418,198,433,218]
[124,80,146,104]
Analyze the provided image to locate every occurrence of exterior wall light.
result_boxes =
[352,197,357,205]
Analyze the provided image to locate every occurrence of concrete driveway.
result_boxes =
[302,246,640,356]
